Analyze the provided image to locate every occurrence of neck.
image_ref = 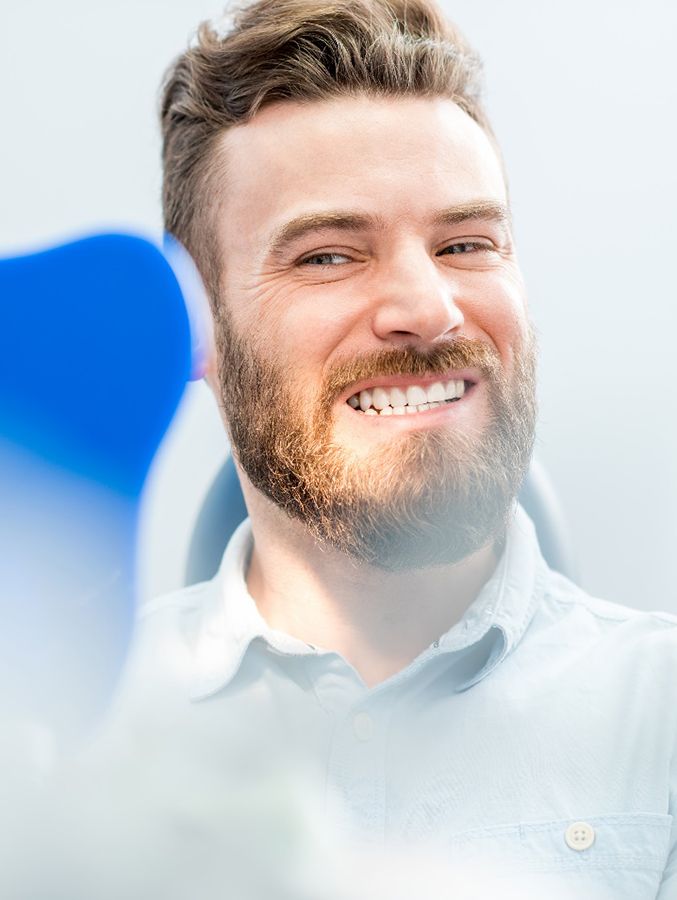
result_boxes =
[243,487,501,688]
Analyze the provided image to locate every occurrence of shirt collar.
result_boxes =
[189,519,316,700]
[446,504,548,691]
[189,503,547,701]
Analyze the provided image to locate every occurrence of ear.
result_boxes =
[203,350,220,394]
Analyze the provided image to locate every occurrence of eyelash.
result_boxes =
[300,252,351,266]
[299,241,495,267]
[436,241,493,256]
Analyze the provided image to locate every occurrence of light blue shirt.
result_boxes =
[103,505,677,898]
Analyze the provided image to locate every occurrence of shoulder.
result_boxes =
[108,578,219,711]
[544,566,677,626]
[136,578,216,642]
[535,565,677,671]
[129,518,253,659]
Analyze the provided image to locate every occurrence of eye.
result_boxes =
[437,241,493,256]
[300,252,352,266]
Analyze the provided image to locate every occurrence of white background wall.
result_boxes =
[1,0,675,611]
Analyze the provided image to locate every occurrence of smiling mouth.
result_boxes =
[346,378,470,416]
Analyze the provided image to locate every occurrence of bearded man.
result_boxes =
[100,0,677,895]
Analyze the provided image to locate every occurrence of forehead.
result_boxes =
[218,95,507,244]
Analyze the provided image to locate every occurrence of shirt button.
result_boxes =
[564,821,596,851]
[352,712,374,742]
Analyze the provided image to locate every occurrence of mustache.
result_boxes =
[322,337,503,402]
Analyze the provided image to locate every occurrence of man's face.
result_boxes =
[210,95,536,570]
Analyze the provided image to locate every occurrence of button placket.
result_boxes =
[325,704,388,841]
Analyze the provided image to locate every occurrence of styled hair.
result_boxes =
[160,0,492,302]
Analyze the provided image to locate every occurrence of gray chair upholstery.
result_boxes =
[185,455,577,586]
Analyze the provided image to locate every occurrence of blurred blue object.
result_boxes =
[0,233,197,743]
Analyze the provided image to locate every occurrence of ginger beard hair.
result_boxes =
[214,305,538,572]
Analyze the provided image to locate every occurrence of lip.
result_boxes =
[338,368,483,406]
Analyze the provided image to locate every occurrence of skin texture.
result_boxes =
[205,95,536,686]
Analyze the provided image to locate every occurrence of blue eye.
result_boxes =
[301,252,350,266]
[439,241,488,255]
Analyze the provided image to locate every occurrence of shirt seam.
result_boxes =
[545,591,677,629]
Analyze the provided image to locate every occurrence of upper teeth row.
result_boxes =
[347,380,466,412]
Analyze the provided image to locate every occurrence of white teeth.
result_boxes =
[364,408,377,416]
[348,378,469,415]
[390,387,407,408]
[427,381,447,403]
[445,379,466,399]
[371,387,389,410]
[406,385,427,407]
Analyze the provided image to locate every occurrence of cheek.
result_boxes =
[464,275,530,364]
[243,282,368,377]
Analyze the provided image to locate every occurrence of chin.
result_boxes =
[280,428,527,572]
[313,488,516,573]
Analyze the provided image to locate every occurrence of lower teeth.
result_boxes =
[360,398,458,415]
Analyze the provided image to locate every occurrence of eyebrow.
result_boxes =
[266,200,512,259]
[432,200,512,230]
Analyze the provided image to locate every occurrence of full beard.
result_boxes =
[215,309,537,572]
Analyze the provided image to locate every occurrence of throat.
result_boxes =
[244,523,501,686]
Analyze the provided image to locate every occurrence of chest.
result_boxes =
[186,656,674,897]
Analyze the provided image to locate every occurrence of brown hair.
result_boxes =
[160,0,493,302]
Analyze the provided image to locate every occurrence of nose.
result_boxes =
[370,247,464,346]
